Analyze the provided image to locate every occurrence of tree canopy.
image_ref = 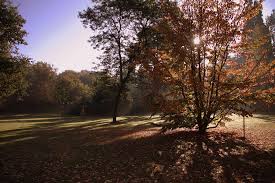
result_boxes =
[0,0,29,101]
[0,0,27,57]
[137,0,274,133]
[79,0,159,122]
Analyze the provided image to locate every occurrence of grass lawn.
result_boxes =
[0,114,274,182]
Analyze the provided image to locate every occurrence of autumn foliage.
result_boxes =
[137,0,274,133]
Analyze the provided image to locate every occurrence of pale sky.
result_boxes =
[263,0,275,17]
[13,0,99,72]
[13,0,275,73]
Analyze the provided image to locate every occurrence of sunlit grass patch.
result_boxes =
[0,114,162,145]
[225,114,275,129]
[0,136,37,145]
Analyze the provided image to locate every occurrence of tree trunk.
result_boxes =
[112,93,120,123]
[61,104,66,116]
[80,104,86,116]
[198,126,207,134]
[112,67,133,123]
[198,119,208,134]
[112,85,123,123]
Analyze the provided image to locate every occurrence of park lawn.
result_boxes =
[0,114,274,182]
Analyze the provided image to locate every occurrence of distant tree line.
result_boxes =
[0,0,153,115]
[0,61,153,115]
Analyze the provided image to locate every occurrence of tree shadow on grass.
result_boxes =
[0,116,274,183]
[0,115,156,148]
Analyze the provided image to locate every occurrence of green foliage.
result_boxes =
[24,62,57,105]
[0,0,27,56]
[0,56,29,101]
[87,72,117,115]
[0,0,28,102]
[127,71,154,114]
[55,71,90,106]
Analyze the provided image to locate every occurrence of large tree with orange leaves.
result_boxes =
[138,0,274,133]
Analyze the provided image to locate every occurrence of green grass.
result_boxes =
[226,114,275,129]
[0,113,274,146]
[0,113,273,145]
[0,113,273,132]
[0,114,274,182]
[0,114,161,145]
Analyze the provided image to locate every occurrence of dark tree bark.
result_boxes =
[112,67,133,123]
[112,84,123,123]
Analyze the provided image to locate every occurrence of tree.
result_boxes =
[79,0,158,123]
[139,0,274,133]
[78,70,97,89]
[0,0,26,56]
[55,71,90,114]
[267,9,275,56]
[0,0,29,101]
[243,1,274,62]
[266,9,275,32]
[25,62,57,105]
[0,56,29,101]
[88,71,117,115]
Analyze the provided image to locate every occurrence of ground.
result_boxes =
[0,114,274,183]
